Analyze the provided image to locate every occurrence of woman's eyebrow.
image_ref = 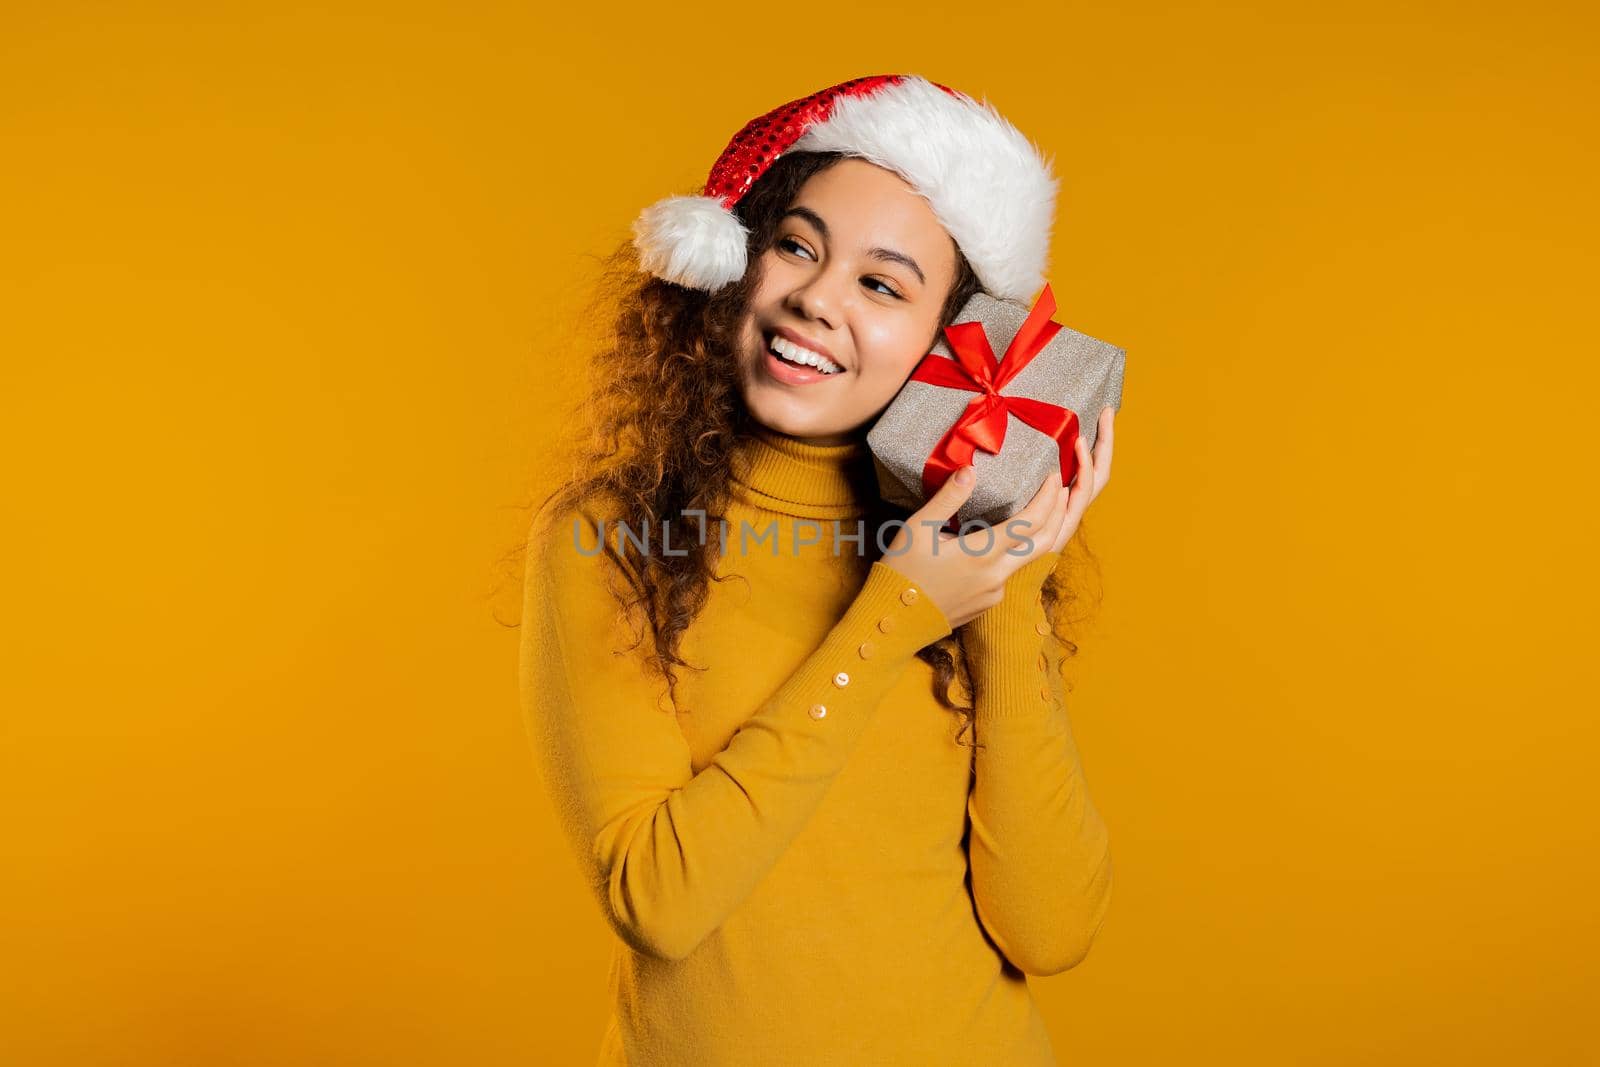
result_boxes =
[781,205,927,286]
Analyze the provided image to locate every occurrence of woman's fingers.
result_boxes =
[901,465,979,552]
[1093,406,1114,496]
[990,469,1062,558]
[931,465,978,515]
[1060,434,1096,535]
[1048,460,1074,552]
[926,409,1118,587]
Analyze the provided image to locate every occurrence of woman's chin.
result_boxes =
[743,389,841,441]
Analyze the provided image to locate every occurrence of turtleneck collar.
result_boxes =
[728,424,878,520]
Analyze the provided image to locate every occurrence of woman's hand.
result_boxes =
[1040,403,1114,554]
[881,405,1116,628]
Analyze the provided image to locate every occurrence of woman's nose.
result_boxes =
[785,270,847,329]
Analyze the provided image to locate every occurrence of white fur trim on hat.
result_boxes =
[630,75,1056,301]
[791,76,1057,303]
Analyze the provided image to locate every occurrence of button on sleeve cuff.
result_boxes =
[711,557,955,782]
[854,560,955,658]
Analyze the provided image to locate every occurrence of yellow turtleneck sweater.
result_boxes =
[518,426,1113,1066]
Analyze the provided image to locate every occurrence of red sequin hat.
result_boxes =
[631,74,1058,303]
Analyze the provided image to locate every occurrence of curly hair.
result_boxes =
[503,149,1104,754]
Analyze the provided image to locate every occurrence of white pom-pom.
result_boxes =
[630,195,750,292]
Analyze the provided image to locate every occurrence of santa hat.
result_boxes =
[631,74,1057,304]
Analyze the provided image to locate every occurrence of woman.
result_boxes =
[519,74,1116,1066]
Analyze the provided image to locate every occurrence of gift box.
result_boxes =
[867,283,1126,530]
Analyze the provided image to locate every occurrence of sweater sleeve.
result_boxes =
[518,505,954,963]
[960,550,1115,977]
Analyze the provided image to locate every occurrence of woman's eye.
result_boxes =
[775,237,901,299]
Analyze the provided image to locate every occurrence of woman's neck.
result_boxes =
[754,423,865,448]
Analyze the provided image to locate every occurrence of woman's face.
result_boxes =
[733,158,960,445]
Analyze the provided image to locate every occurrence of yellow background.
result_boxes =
[4,2,1596,1063]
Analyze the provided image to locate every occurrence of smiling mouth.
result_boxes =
[764,330,845,375]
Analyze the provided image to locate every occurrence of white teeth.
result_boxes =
[771,334,843,374]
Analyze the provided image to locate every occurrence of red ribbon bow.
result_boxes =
[908,283,1081,503]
